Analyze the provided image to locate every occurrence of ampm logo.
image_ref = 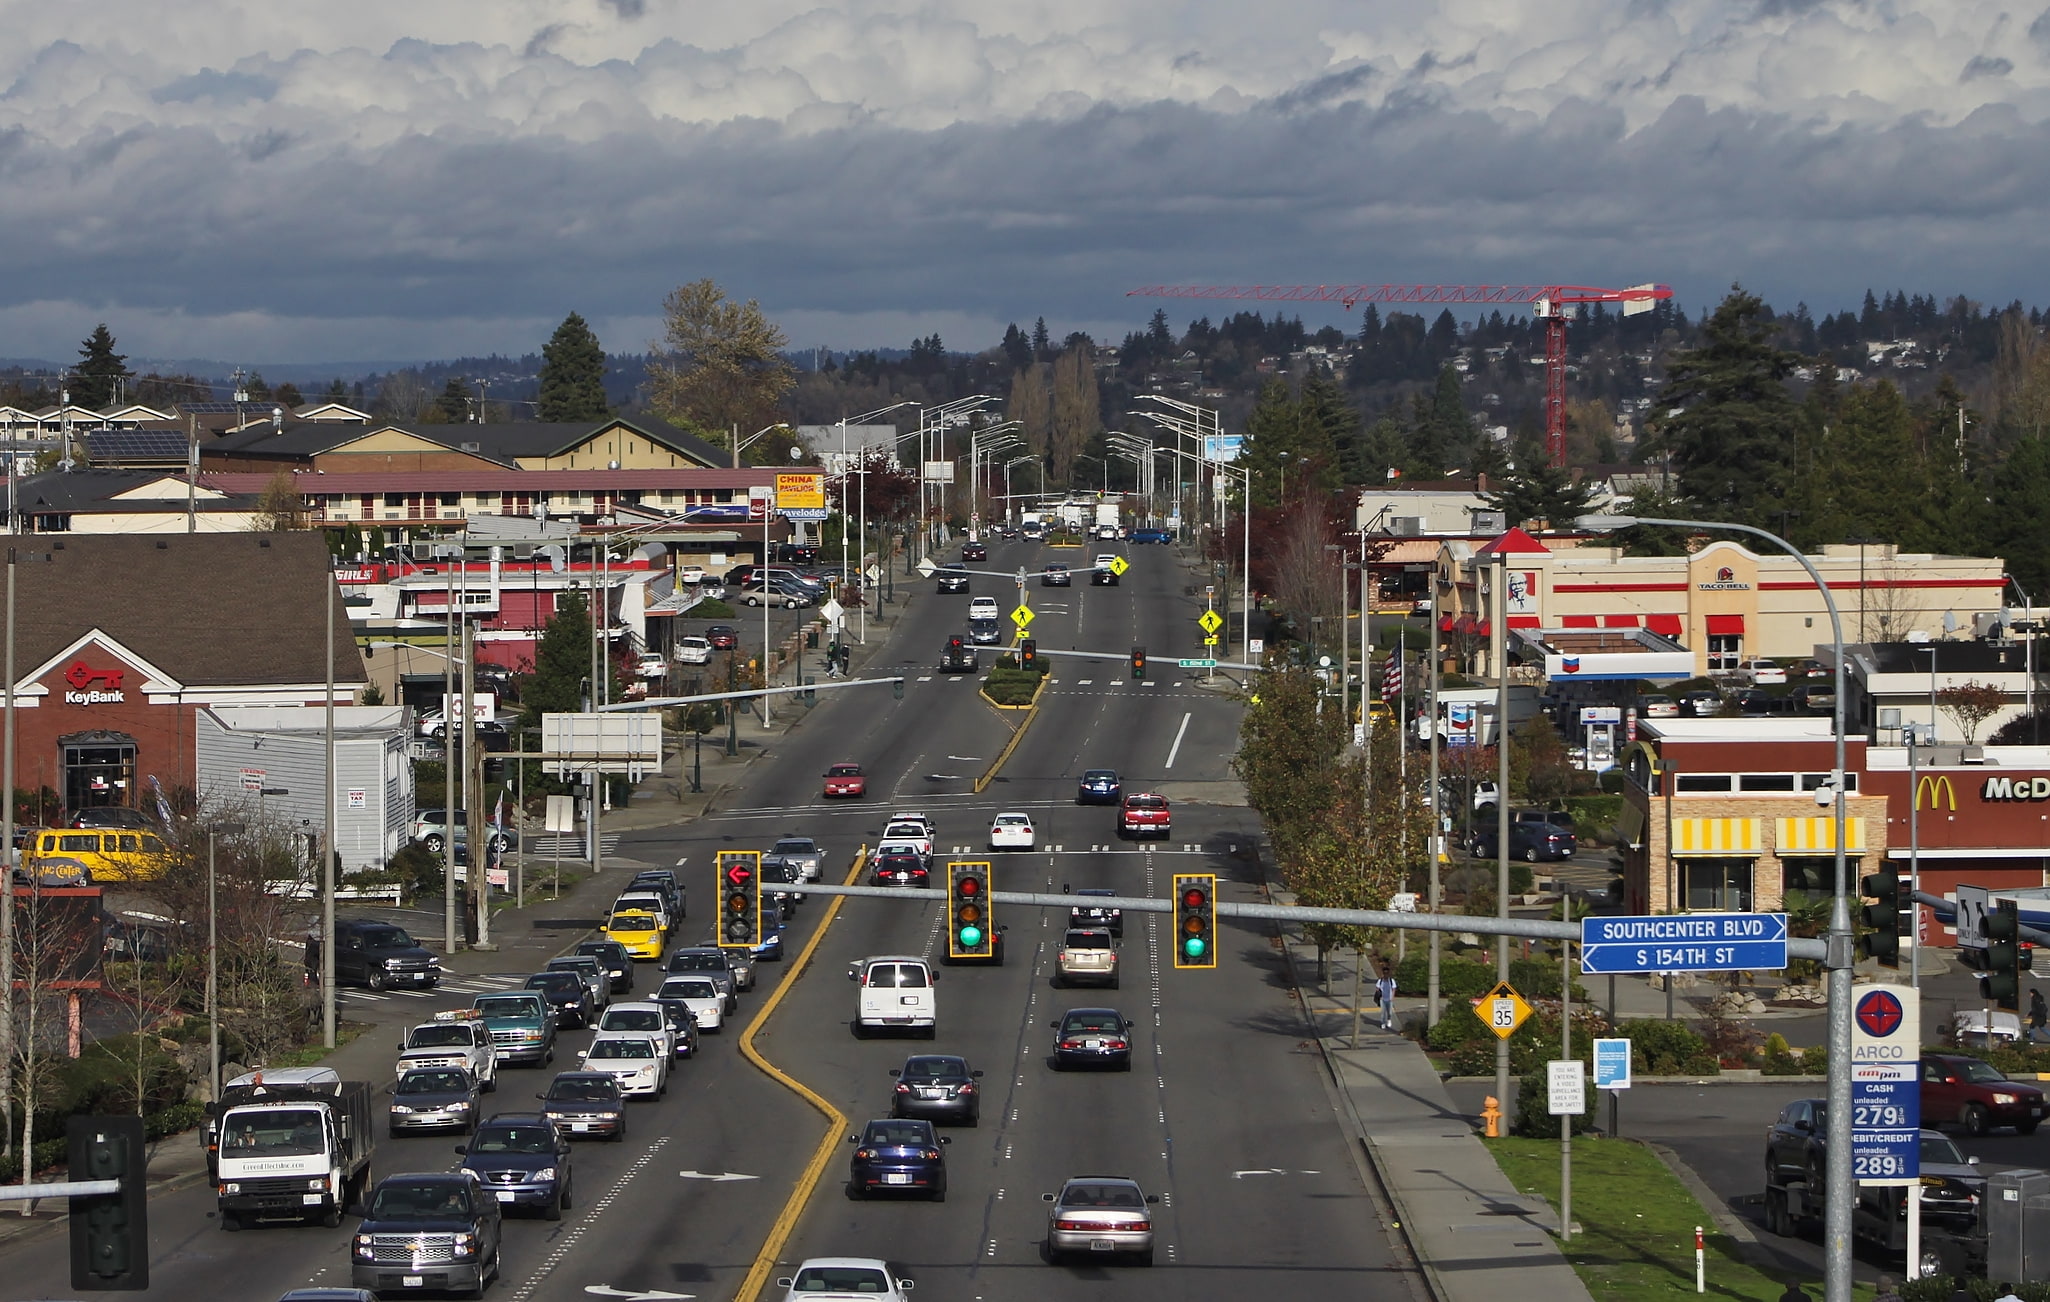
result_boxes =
[1983,776,2050,802]
[1916,775,1957,812]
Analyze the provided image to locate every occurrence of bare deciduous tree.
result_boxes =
[1050,345,1097,485]
[1008,366,1050,461]
[647,279,796,449]
[1266,503,1342,650]
[1937,679,2009,745]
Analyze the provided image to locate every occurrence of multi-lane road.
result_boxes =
[10,535,1423,1301]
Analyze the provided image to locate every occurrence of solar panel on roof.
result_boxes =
[178,401,245,414]
[86,431,190,460]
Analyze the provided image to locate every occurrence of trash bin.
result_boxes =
[807,629,818,648]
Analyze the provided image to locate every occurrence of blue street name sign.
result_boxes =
[1579,912,1790,974]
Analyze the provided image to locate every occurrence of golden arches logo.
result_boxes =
[1915,775,1956,812]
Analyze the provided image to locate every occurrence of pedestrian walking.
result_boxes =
[2029,987,2046,1044]
[1374,964,1397,1031]
[1776,1282,1807,1302]
[1871,1274,1903,1302]
[1992,1283,2024,1302]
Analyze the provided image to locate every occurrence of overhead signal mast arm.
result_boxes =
[1128,282,1673,466]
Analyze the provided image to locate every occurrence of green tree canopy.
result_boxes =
[1480,445,1596,530]
[648,279,795,450]
[537,312,610,422]
[72,324,130,408]
[1648,287,1800,524]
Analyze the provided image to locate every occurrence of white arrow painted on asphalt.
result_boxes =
[678,1169,760,1182]
[585,1287,696,1300]
[1231,1168,1321,1178]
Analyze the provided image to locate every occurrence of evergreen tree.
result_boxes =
[1984,433,2050,596]
[537,311,610,422]
[1830,381,1919,546]
[1407,365,1468,475]
[435,378,474,424]
[1237,379,1299,508]
[1147,309,1173,351]
[72,324,130,408]
[1481,442,1596,529]
[1000,323,1032,372]
[323,378,347,402]
[1648,287,1800,524]
[521,589,598,729]
[1031,317,1051,360]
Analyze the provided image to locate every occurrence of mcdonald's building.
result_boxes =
[1863,749,2050,945]
[1617,719,1888,917]
[1620,719,2050,944]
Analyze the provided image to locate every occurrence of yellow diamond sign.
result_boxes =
[1198,609,1223,635]
[1474,981,1532,1040]
[1011,605,1034,630]
[1108,555,1130,577]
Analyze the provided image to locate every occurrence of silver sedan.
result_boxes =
[1043,1175,1158,1266]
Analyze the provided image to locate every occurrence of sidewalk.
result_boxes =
[1271,899,1595,1302]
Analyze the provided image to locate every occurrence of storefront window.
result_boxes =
[62,734,137,813]
[1707,634,1741,672]
[1780,857,1836,904]
[1683,858,1754,911]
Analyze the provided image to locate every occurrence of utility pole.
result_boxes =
[1492,549,1511,1116]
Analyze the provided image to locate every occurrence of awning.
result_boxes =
[1706,614,1745,636]
[1646,614,1684,637]
[1776,817,1865,854]
[1603,614,1641,628]
[1671,817,1761,856]
[1560,615,1598,629]
[1507,616,1541,629]
[1438,615,1456,632]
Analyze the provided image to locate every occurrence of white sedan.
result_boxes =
[657,976,725,1033]
[780,1259,914,1302]
[989,811,1036,851]
[675,636,712,665]
[578,1033,669,1098]
[1740,658,1788,685]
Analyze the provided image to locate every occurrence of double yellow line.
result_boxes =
[732,845,868,1301]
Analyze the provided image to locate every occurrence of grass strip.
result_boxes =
[1486,1135,1869,1301]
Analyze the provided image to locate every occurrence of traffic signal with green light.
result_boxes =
[1986,899,2022,1009]
[947,861,994,960]
[717,851,763,949]
[1131,646,1146,680]
[1173,873,1216,969]
[1857,867,1903,967]
[68,1114,147,1291]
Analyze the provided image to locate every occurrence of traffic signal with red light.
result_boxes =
[68,1114,147,1291]
[1173,873,1216,969]
[717,850,763,949]
[1131,646,1147,680]
[947,861,994,960]
[1020,638,1037,669]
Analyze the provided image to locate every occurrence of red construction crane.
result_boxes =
[1127,282,1673,467]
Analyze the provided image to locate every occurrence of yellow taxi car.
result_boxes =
[605,909,666,962]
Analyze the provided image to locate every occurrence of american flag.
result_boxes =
[1381,653,1403,704]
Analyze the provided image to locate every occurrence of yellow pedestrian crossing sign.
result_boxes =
[1475,981,1532,1040]
[1108,555,1129,577]
[1011,605,1034,630]
[1198,609,1223,635]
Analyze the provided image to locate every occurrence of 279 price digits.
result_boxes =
[1853,1102,1909,1128]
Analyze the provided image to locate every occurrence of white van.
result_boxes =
[849,955,937,1038]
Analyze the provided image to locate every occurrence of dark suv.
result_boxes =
[457,1114,574,1219]
[1922,1053,2047,1135]
[1468,821,1576,862]
[313,919,441,991]
[352,1172,501,1295]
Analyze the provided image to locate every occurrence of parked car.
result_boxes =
[1468,821,1577,862]
[1794,658,1831,678]
[1739,657,1788,685]
[741,577,814,608]
[1681,689,1723,717]
[675,636,712,665]
[678,564,706,584]
[704,624,740,650]
[635,651,667,680]
[1639,694,1679,718]
[1788,684,1837,715]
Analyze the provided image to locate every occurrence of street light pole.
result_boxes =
[1580,512,1852,1302]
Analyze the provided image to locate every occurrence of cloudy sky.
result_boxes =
[3,1,2045,368]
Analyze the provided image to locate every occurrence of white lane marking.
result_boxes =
[1163,712,1192,769]
[511,1136,669,1301]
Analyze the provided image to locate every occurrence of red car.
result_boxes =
[705,624,739,651]
[1119,793,1171,840]
[823,763,867,799]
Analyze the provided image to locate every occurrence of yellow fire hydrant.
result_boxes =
[1480,1096,1503,1138]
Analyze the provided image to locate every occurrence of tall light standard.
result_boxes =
[836,402,918,586]
[1143,394,1221,532]
[918,396,995,557]
[206,820,246,1101]
[1580,511,1852,1302]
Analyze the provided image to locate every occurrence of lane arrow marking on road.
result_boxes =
[678,1170,760,1182]
[585,1287,696,1300]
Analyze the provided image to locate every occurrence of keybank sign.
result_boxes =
[1982,776,2050,802]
